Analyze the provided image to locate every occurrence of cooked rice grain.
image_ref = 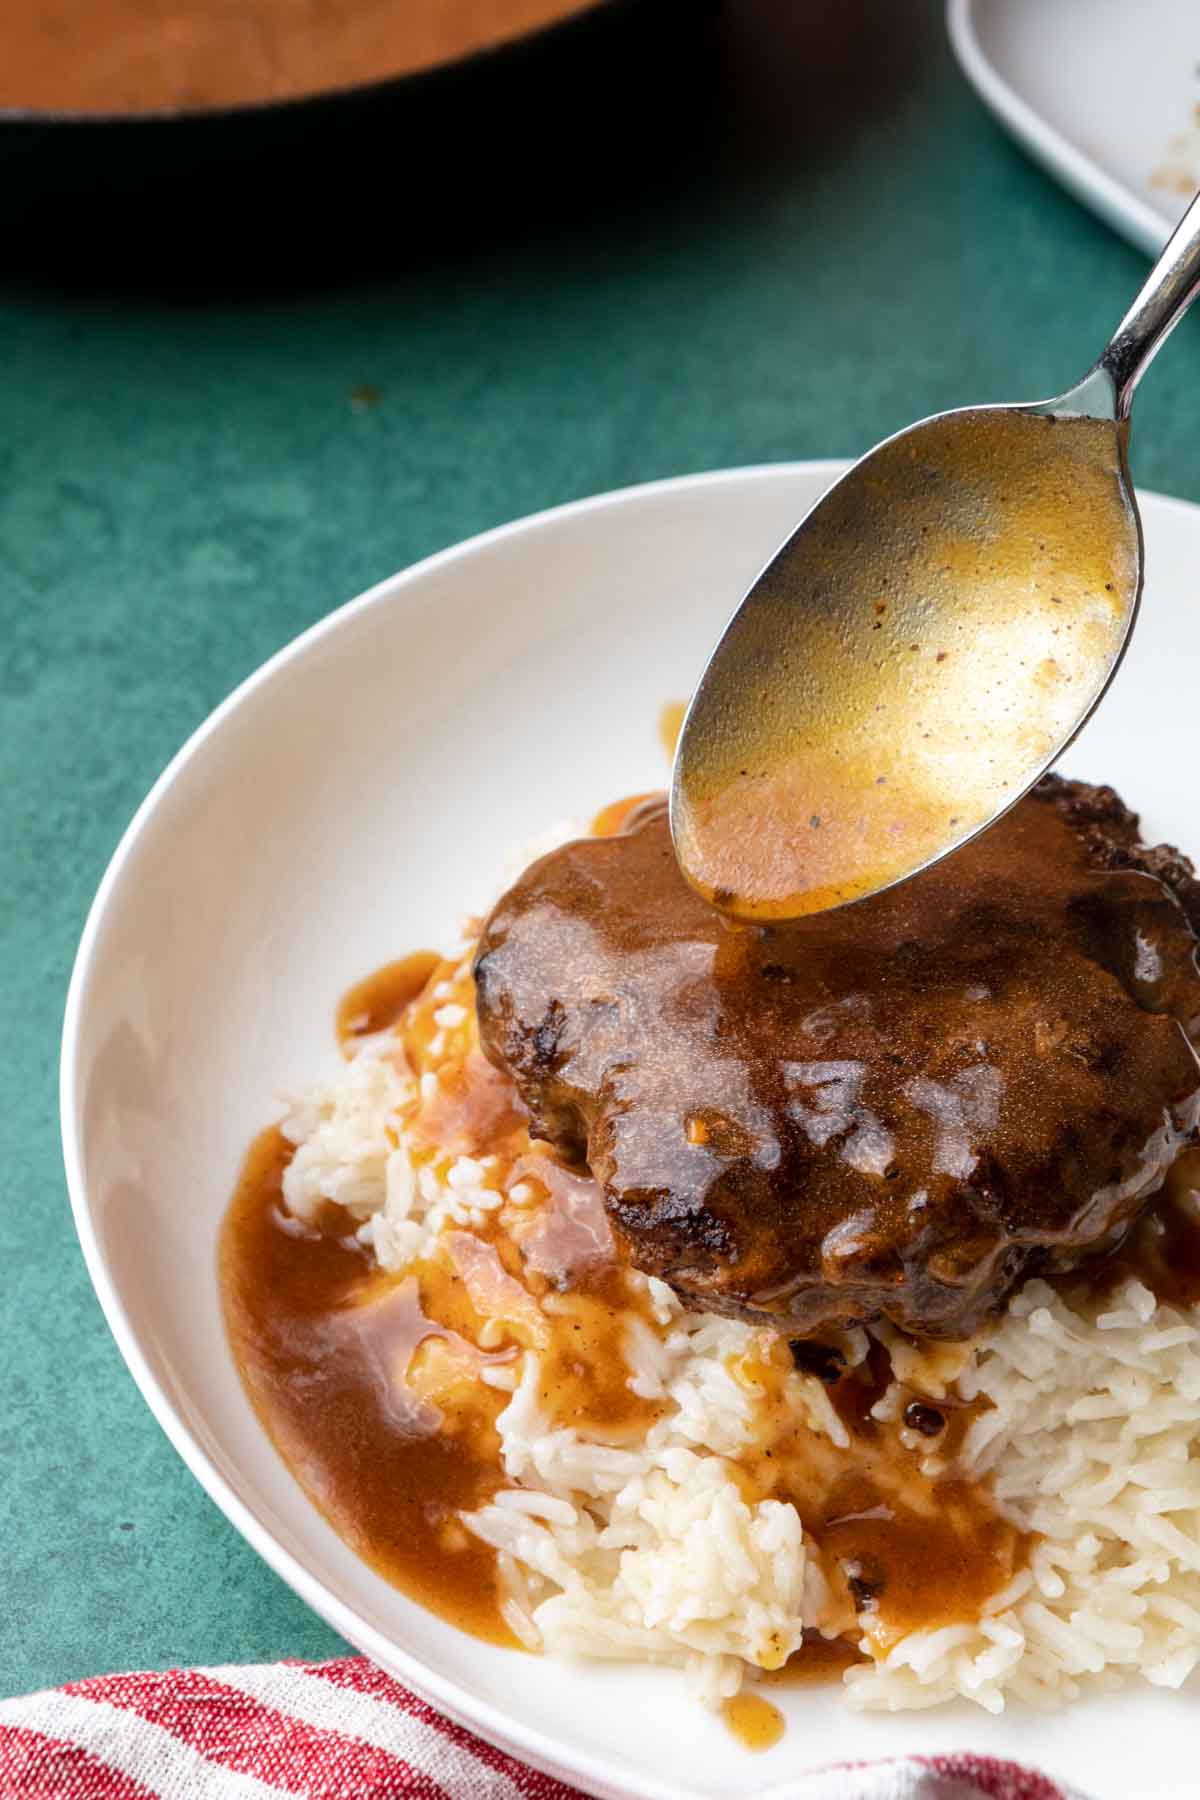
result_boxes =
[278,976,1200,1714]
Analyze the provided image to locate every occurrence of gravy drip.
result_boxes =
[222,942,663,1645]
[659,699,687,761]
[721,1692,785,1752]
[722,1631,885,1746]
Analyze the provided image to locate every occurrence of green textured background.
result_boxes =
[3,0,1198,1696]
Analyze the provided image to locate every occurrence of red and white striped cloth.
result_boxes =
[0,1656,1089,1800]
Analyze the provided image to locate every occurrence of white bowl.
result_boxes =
[947,0,1197,257]
[62,463,1200,1800]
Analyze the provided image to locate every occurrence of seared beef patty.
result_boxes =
[474,779,1200,1337]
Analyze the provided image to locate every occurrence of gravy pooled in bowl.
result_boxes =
[221,769,1200,1729]
[224,919,1024,1670]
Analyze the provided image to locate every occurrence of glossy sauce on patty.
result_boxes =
[475,778,1200,1338]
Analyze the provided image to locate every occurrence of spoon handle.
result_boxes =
[1101,188,1200,418]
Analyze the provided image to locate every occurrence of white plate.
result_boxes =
[62,463,1200,1800]
[948,0,1200,255]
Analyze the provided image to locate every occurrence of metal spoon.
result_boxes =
[671,191,1200,924]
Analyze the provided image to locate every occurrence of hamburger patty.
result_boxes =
[474,778,1200,1338]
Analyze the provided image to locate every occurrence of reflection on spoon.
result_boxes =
[673,183,1200,921]
[672,409,1133,921]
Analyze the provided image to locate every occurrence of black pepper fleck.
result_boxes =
[904,1400,945,1437]
[845,1562,882,1608]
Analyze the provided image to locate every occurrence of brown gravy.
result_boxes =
[1069,1147,1200,1312]
[1131,1198,1200,1310]
[722,1634,866,1747]
[2,0,597,117]
[816,1473,1019,1642]
[761,1630,864,1686]
[658,699,686,762]
[223,944,662,1647]
[535,1265,665,1441]
[731,1336,1024,1650]
[722,1632,864,1747]
[336,951,441,1048]
[721,1691,785,1752]
[476,783,1200,1342]
[221,1125,517,1646]
[222,910,1045,1700]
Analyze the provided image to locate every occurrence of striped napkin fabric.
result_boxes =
[0,1655,1089,1799]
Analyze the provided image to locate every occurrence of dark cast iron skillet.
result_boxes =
[0,0,704,289]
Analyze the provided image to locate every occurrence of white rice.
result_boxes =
[277,944,1200,1716]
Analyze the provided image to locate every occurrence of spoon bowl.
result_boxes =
[672,192,1200,922]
